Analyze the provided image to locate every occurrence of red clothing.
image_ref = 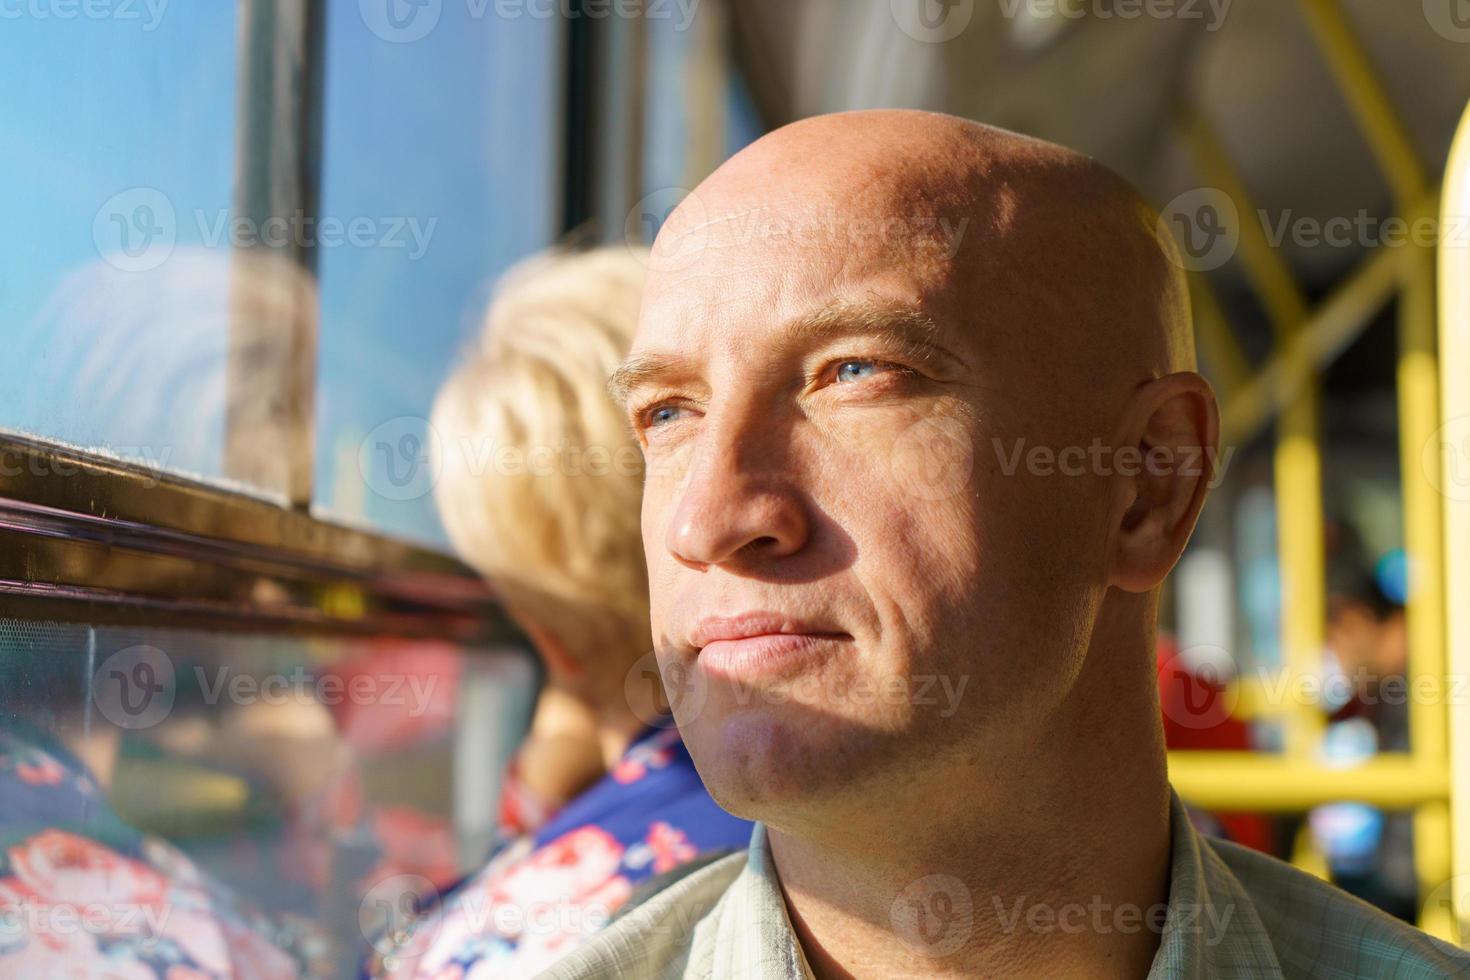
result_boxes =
[1157,637,1273,853]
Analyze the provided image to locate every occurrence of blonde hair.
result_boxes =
[432,247,650,671]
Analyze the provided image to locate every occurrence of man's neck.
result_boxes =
[766,661,1172,979]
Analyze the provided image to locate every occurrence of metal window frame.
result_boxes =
[0,430,516,642]
[0,0,574,650]
[226,0,326,506]
[561,0,647,240]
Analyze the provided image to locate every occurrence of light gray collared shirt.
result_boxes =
[537,790,1470,979]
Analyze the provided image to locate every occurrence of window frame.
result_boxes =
[1,0,550,646]
[1,0,648,641]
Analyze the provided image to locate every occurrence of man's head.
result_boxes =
[613,111,1217,827]
[434,247,650,699]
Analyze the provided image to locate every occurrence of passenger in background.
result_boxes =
[1315,544,1417,921]
[368,247,752,978]
[1324,547,1410,752]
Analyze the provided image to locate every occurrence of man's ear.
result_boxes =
[1107,372,1220,593]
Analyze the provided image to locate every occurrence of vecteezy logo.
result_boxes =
[890,413,974,502]
[359,0,441,42]
[626,187,709,274]
[92,645,176,730]
[891,0,975,43]
[1157,187,1240,272]
[1423,415,1470,502]
[890,874,973,956]
[625,649,709,728]
[1424,0,1470,42]
[1157,645,1239,730]
[360,873,442,959]
[93,188,177,273]
[359,416,443,501]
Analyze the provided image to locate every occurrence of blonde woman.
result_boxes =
[371,247,751,979]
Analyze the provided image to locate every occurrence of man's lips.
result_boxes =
[688,613,849,681]
[688,612,847,649]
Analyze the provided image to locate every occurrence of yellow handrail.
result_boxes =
[1168,753,1448,811]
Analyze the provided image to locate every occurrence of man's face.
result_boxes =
[620,186,1112,822]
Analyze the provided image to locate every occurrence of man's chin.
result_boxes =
[681,709,896,821]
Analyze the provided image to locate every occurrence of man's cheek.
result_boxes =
[641,449,689,539]
[877,473,983,569]
[642,497,686,623]
[884,409,976,505]
[643,433,701,486]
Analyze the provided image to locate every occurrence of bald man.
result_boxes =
[541,111,1468,979]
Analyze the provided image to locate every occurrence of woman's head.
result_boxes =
[432,247,649,696]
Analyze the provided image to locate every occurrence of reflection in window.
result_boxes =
[0,619,534,976]
[314,2,563,545]
[0,7,238,486]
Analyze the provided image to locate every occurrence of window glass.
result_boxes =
[314,2,563,546]
[0,618,535,974]
[0,7,238,485]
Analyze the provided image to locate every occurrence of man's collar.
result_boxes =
[1148,790,1284,979]
[714,823,815,978]
[732,791,1285,980]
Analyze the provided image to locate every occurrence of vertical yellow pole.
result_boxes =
[1437,99,1470,947]
[1403,237,1454,940]
[1275,389,1328,761]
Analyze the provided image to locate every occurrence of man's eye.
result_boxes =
[645,404,685,428]
[835,360,883,383]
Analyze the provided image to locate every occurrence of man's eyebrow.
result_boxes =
[782,299,961,368]
[606,299,964,407]
[608,352,685,408]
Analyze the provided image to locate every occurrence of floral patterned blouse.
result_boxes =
[369,724,752,979]
[0,725,327,978]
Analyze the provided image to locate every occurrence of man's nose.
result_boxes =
[665,420,809,569]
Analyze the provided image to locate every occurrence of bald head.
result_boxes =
[645,110,1193,419]
[626,110,1218,826]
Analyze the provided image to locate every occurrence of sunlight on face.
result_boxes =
[616,203,1100,823]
